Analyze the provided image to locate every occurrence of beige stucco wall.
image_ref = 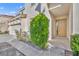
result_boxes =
[0,16,13,33]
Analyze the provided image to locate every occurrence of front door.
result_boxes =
[56,19,67,37]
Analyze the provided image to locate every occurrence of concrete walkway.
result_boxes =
[8,39,42,56]
[8,39,66,56]
[49,37,71,51]
[0,34,16,43]
[0,35,71,56]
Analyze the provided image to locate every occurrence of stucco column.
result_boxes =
[20,14,27,32]
[67,4,73,40]
[73,4,79,34]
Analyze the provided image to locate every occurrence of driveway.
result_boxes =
[0,34,15,43]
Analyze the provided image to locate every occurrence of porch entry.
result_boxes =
[56,19,67,37]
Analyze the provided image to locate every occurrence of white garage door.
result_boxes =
[8,25,21,36]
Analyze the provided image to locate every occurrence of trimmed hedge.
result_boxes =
[71,34,79,55]
[30,13,49,48]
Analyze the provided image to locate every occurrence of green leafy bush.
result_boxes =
[0,31,9,34]
[15,30,21,40]
[71,34,79,55]
[15,30,30,42]
[30,13,49,48]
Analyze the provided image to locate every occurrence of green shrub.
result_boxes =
[0,31,9,34]
[71,34,79,55]
[15,29,31,42]
[15,30,21,40]
[30,13,49,48]
[21,31,30,42]
[4,31,9,34]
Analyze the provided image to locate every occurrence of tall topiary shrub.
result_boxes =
[30,13,49,48]
[71,34,79,56]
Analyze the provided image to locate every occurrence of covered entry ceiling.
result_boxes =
[47,3,72,17]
